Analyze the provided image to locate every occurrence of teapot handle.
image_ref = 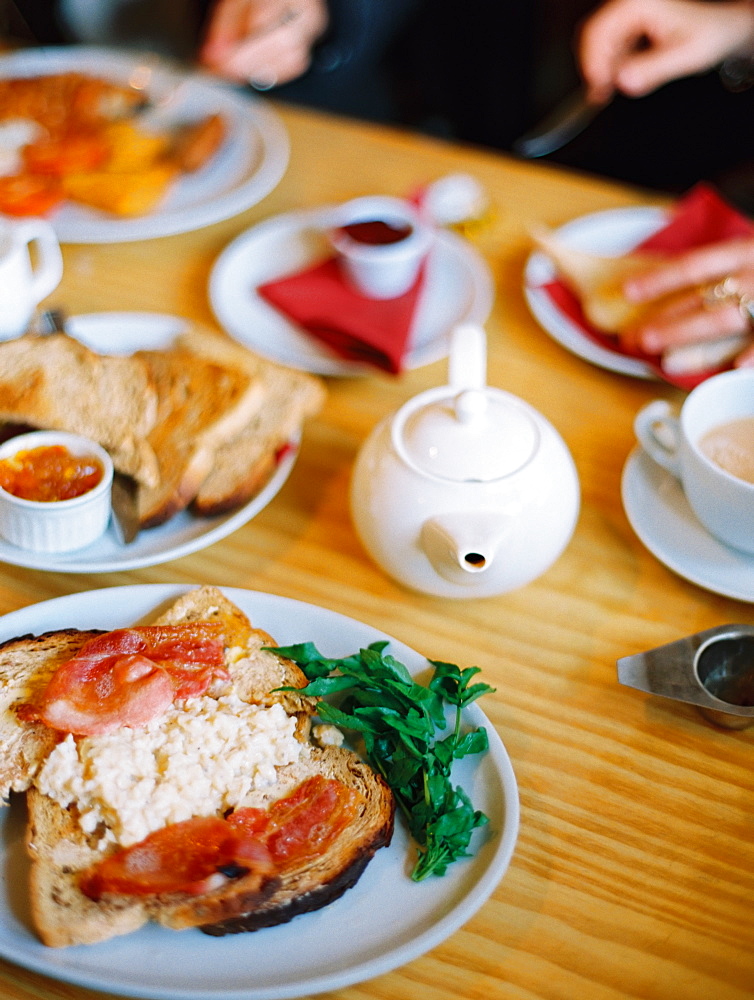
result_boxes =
[448,323,487,391]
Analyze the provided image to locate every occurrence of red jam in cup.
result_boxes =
[0,444,104,502]
[339,219,413,245]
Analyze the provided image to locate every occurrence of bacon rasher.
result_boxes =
[32,624,228,736]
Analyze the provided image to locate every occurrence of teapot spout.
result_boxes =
[420,512,508,586]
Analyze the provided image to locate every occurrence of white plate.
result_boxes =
[622,447,754,602]
[524,206,670,379]
[209,207,494,376]
[0,585,519,1000]
[0,47,289,242]
[0,313,297,573]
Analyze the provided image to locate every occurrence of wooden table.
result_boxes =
[1,102,752,1000]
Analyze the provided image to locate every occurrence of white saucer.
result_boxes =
[621,446,754,601]
[524,206,669,379]
[209,206,494,376]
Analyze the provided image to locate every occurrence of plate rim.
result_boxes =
[209,205,495,376]
[523,204,668,379]
[0,584,519,1000]
[0,313,298,573]
[0,46,290,242]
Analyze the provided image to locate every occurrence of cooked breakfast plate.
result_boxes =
[209,207,495,376]
[0,585,519,1000]
[524,206,668,378]
[0,47,289,242]
[0,313,297,573]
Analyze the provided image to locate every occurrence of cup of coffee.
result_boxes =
[328,195,433,299]
[0,215,63,340]
[634,368,754,554]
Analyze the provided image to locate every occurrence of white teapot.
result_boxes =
[350,324,580,598]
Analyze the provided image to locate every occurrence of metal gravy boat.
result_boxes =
[618,625,754,730]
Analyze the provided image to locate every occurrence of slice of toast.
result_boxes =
[203,746,394,936]
[172,328,326,517]
[27,787,281,946]
[9,586,392,947]
[152,586,318,725]
[131,347,267,528]
[0,333,161,487]
[530,224,669,333]
[0,628,104,800]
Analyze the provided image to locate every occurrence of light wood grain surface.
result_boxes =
[0,101,752,1000]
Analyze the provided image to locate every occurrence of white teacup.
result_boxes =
[328,195,433,299]
[0,215,63,340]
[635,369,754,554]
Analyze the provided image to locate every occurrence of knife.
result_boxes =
[110,472,141,545]
[513,88,608,159]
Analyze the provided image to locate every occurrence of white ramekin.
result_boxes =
[0,430,113,552]
[328,195,433,299]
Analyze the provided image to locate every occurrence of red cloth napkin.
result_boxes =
[258,254,426,375]
[539,183,754,390]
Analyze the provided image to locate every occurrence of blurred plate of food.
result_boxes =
[0,311,324,571]
[209,206,494,376]
[524,206,668,379]
[0,46,289,242]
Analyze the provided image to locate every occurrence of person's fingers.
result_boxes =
[628,300,749,354]
[612,41,712,95]
[218,34,313,84]
[577,0,648,102]
[201,0,327,80]
[625,243,754,302]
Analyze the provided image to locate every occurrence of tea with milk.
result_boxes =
[699,416,754,485]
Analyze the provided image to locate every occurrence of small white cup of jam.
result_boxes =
[329,195,433,299]
[0,430,114,552]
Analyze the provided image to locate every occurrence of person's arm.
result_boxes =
[199,0,329,88]
[578,0,754,102]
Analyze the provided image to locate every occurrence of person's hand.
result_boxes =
[621,237,754,366]
[578,0,754,104]
[200,0,329,89]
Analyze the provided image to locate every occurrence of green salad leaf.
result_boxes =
[270,640,495,881]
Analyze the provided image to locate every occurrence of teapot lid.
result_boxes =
[393,324,540,482]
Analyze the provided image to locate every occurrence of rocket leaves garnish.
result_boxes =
[270,640,494,881]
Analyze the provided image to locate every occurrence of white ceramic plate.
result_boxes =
[0,585,519,1000]
[209,207,494,376]
[622,446,754,602]
[0,47,289,242]
[524,206,670,378]
[0,313,297,573]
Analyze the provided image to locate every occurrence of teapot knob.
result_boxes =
[455,389,488,424]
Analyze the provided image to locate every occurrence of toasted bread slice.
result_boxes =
[132,348,267,528]
[0,333,160,487]
[530,224,669,333]
[12,587,391,947]
[172,328,326,517]
[531,226,751,374]
[153,586,318,724]
[0,628,104,800]
[204,746,394,936]
[27,788,281,947]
